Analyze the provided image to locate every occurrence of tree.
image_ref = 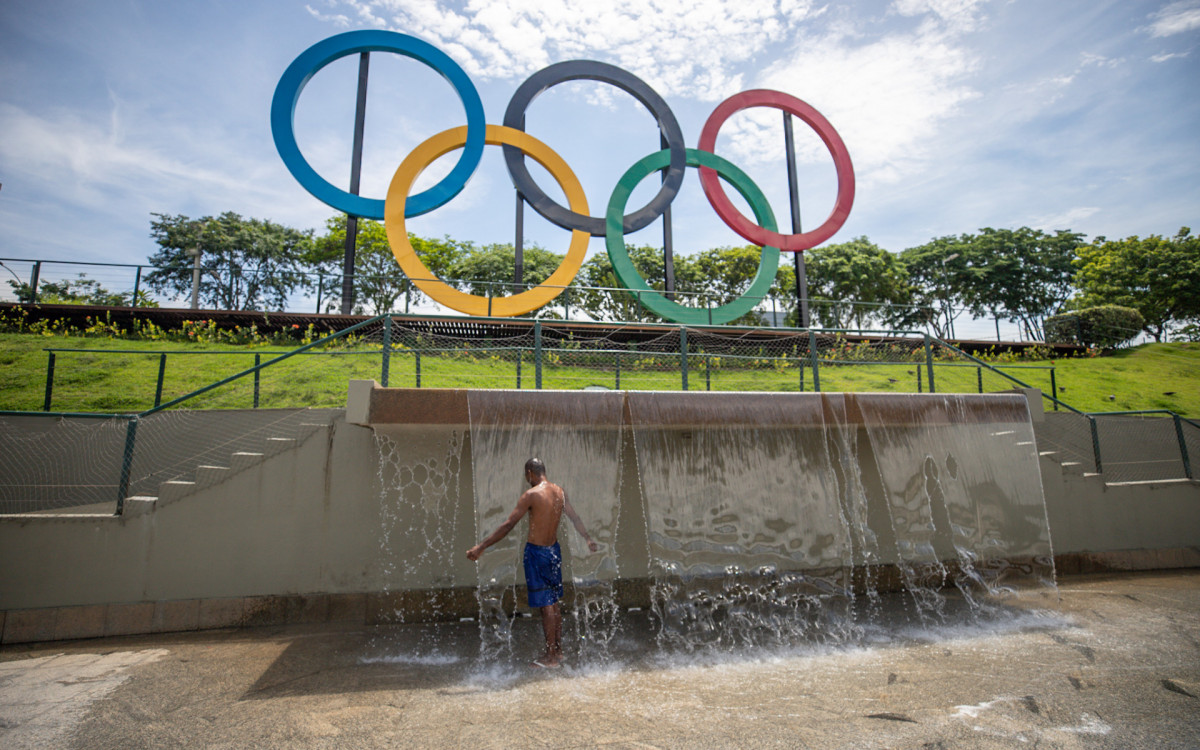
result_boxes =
[1071,228,1200,341]
[144,212,312,311]
[575,245,703,323]
[6,274,156,307]
[449,243,568,315]
[307,216,470,314]
[785,237,910,329]
[900,227,1083,339]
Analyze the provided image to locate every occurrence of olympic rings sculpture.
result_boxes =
[272,30,855,324]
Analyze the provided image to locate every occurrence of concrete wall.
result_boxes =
[1,387,1197,644]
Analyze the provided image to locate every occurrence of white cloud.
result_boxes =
[324,0,823,99]
[1030,206,1100,231]
[1147,0,1200,37]
[724,27,979,186]
[1151,50,1190,61]
[890,0,987,33]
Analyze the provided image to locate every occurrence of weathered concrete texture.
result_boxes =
[1,571,1197,749]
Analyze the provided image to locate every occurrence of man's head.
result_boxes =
[525,457,546,485]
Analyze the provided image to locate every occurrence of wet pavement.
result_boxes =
[2,570,1198,749]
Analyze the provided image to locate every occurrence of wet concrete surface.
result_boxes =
[2,570,1198,749]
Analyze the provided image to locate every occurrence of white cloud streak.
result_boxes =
[1147,0,1200,37]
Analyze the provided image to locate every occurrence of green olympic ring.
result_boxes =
[605,148,780,326]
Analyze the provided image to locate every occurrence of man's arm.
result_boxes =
[467,492,532,561]
[563,492,599,553]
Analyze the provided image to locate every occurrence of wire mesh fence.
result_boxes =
[1,314,1193,515]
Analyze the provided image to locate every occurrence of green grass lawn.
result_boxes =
[1,333,1196,416]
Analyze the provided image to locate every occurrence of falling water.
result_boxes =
[370,388,1057,667]
[855,393,1056,620]
[628,392,856,651]
[466,390,626,663]
[371,426,465,658]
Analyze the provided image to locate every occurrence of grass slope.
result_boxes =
[0,333,1196,417]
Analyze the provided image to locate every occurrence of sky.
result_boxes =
[1,0,1198,314]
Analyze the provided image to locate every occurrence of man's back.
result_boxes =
[524,480,565,546]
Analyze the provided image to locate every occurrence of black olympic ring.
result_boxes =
[502,60,687,237]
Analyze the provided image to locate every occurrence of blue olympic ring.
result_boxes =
[270,30,486,220]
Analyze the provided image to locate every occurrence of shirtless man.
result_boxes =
[466,458,598,668]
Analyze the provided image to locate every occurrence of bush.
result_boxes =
[1046,305,1144,348]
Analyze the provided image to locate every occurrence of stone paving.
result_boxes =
[1,570,1198,749]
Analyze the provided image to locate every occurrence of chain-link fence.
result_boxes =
[1,314,1193,515]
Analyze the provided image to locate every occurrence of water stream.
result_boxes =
[370,389,1057,669]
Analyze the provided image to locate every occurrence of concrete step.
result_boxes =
[158,480,197,504]
[195,465,231,489]
[263,437,297,457]
[230,452,264,472]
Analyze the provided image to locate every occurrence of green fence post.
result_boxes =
[381,315,392,387]
[43,352,55,411]
[132,266,142,306]
[516,352,522,389]
[1089,416,1103,474]
[415,350,422,387]
[154,353,168,408]
[705,354,711,391]
[807,329,820,392]
[799,357,805,392]
[917,365,922,393]
[30,261,41,303]
[252,353,260,408]
[680,326,689,391]
[116,416,139,514]
[1173,413,1193,480]
[976,366,983,394]
[1050,369,1059,411]
[924,332,936,393]
[615,351,621,390]
[534,319,543,389]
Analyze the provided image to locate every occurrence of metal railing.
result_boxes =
[1,314,1192,517]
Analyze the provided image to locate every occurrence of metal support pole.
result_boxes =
[189,250,201,309]
[253,353,261,408]
[341,51,370,316]
[29,261,40,303]
[132,266,142,307]
[43,352,55,411]
[799,355,805,391]
[917,365,922,393]
[534,319,543,389]
[155,353,167,408]
[680,327,688,391]
[415,350,421,387]
[976,366,983,394]
[516,353,522,389]
[615,352,621,390]
[1050,369,1059,410]
[116,416,139,513]
[381,315,392,387]
[1173,413,1193,480]
[705,355,711,391]
[1089,416,1103,474]
[807,329,820,392]
[923,333,936,393]
[315,272,323,314]
[784,112,809,328]
[661,131,676,299]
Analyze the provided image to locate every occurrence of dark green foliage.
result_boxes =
[144,212,314,311]
[1045,305,1145,348]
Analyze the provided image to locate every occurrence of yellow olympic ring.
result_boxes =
[384,124,589,317]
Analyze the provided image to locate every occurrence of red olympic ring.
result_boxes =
[698,89,855,253]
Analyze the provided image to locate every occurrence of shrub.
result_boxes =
[1045,306,1144,348]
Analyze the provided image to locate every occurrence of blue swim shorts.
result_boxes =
[523,541,563,608]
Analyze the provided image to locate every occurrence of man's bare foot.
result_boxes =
[532,652,562,668]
